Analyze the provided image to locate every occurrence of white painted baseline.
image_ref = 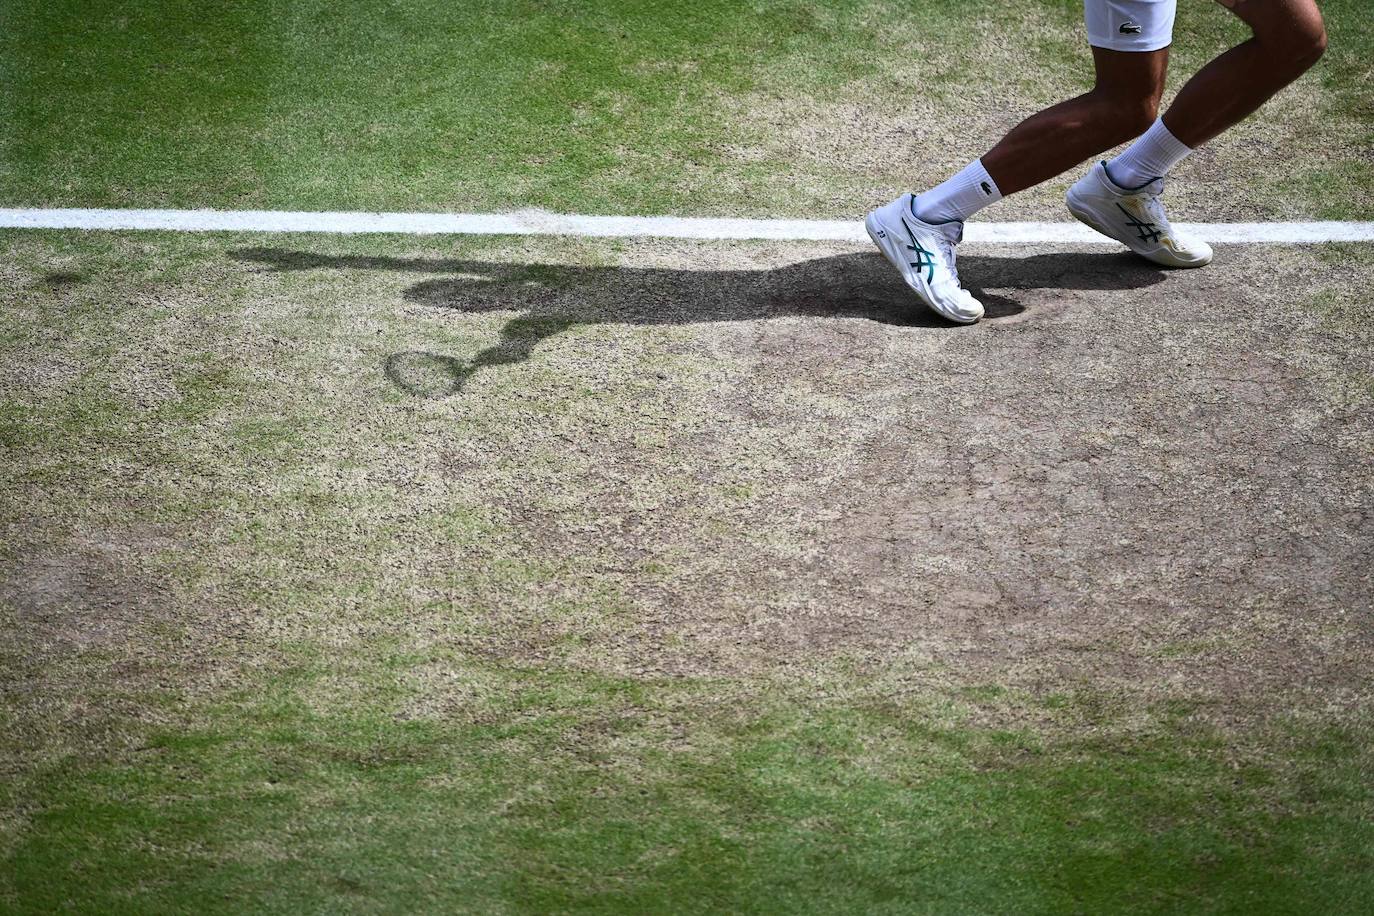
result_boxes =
[2,207,1372,244]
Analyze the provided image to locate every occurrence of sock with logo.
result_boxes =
[1106,117,1192,189]
[911,158,1002,224]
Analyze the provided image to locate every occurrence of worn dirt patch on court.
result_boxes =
[2,543,159,652]
[0,519,205,779]
[5,234,1372,740]
[336,237,1374,714]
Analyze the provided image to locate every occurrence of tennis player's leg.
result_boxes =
[864,3,1170,321]
[1159,0,1326,150]
[979,45,1168,198]
[1068,0,1325,264]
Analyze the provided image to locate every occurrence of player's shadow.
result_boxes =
[232,247,1167,397]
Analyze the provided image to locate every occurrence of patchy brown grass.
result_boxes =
[2,233,1371,780]
[225,237,1374,709]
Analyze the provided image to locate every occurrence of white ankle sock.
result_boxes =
[1107,118,1193,189]
[912,158,1002,224]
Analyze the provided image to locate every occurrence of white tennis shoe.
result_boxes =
[864,194,983,324]
[1066,162,1212,268]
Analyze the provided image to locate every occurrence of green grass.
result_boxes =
[4,228,1374,911]
[2,0,1371,217]
[3,3,1374,907]
[7,658,1374,914]
[1,0,895,214]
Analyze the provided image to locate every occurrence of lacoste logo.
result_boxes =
[980,181,993,196]
[1119,21,1142,33]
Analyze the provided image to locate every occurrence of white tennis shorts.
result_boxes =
[1085,0,1177,52]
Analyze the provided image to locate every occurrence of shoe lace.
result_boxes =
[934,236,956,276]
[1144,195,1170,230]
[1132,186,1173,234]
[936,235,961,287]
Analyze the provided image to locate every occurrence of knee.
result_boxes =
[1293,21,1328,69]
[1256,11,1327,75]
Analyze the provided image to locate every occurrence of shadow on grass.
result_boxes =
[232,247,1166,396]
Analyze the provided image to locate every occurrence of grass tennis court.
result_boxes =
[3,0,1373,911]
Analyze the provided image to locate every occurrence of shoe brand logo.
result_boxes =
[1116,202,1161,243]
[901,218,936,284]
[980,181,993,196]
[1119,21,1142,33]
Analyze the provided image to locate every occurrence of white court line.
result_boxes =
[2,207,1373,244]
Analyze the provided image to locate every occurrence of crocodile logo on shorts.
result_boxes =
[1119,21,1142,33]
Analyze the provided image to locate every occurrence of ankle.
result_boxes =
[1107,118,1192,187]
[912,159,1002,224]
